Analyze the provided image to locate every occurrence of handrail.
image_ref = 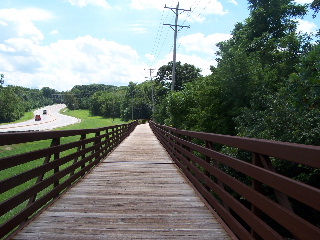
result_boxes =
[0,121,138,239]
[149,121,320,240]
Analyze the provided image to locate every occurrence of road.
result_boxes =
[0,104,80,132]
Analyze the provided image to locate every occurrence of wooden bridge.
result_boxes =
[0,121,319,239]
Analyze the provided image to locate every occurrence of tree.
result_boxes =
[0,87,26,122]
[247,0,307,39]
[88,86,124,119]
[152,61,202,123]
[120,82,153,121]
[209,0,311,136]
[41,87,57,99]
[155,61,202,91]
[71,84,115,109]
[64,92,79,110]
[311,0,320,17]
[123,82,136,121]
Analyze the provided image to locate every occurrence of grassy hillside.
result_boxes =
[59,109,127,130]
[0,109,128,158]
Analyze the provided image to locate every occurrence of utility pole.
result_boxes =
[0,74,4,85]
[164,2,190,91]
[145,68,155,118]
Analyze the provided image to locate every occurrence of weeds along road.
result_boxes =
[0,104,80,133]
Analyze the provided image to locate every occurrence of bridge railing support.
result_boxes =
[149,121,320,240]
[0,121,138,240]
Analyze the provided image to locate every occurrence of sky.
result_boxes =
[0,0,318,91]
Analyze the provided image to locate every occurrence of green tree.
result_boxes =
[0,87,26,122]
[311,0,320,17]
[235,44,319,145]
[155,61,202,91]
[41,87,57,99]
[71,84,115,109]
[120,81,153,121]
[211,0,310,135]
[164,75,234,134]
[152,61,202,123]
[89,86,124,119]
[247,0,307,39]
[121,82,136,121]
[64,92,79,110]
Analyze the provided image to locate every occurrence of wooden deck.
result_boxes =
[13,123,232,240]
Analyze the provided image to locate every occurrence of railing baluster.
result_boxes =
[53,137,61,189]
[258,154,294,212]
[91,132,101,163]
[251,153,264,240]
[72,134,86,175]
[206,140,230,212]
[23,137,60,225]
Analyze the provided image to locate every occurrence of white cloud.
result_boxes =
[20,8,55,21]
[228,0,238,5]
[67,0,111,8]
[131,0,227,21]
[0,20,8,26]
[0,44,15,53]
[130,0,166,10]
[0,9,44,44]
[1,38,49,73]
[151,33,232,76]
[0,35,146,90]
[179,33,232,55]
[296,19,318,34]
[50,30,59,35]
[294,0,313,4]
[182,1,227,23]
[0,7,148,91]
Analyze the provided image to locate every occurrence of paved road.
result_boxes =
[0,104,80,132]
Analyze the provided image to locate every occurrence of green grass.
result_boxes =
[58,109,127,130]
[0,111,34,126]
[0,108,128,177]
[0,109,128,158]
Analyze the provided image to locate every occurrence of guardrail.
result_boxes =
[0,121,137,239]
[149,121,320,240]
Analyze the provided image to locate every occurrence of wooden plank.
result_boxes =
[13,123,232,240]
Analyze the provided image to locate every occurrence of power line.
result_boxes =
[144,68,155,116]
[147,0,211,73]
[164,2,191,91]
[147,0,178,68]
[147,8,170,67]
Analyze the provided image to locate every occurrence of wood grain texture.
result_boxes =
[13,123,232,240]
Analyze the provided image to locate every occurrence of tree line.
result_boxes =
[0,86,57,123]
[62,61,201,122]
[2,0,319,147]
[2,0,319,146]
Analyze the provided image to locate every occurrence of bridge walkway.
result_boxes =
[12,123,232,240]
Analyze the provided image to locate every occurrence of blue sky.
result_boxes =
[0,0,318,91]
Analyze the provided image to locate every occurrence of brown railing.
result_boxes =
[150,121,320,240]
[0,121,137,239]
